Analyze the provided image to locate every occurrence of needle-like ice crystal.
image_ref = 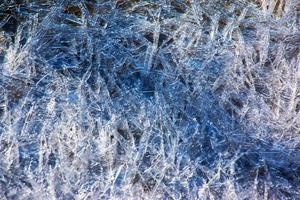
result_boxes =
[0,0,299,199]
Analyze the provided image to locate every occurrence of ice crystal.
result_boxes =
[0,0,299,199]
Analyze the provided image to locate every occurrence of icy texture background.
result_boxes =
[0,0,300,199]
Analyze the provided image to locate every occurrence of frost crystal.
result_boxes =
[0,0,300,199]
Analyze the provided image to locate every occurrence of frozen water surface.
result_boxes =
[0,0,300,199]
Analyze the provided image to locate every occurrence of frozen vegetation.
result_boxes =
[0,0,299,199]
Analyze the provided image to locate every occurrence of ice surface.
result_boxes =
[0,0,300,199]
